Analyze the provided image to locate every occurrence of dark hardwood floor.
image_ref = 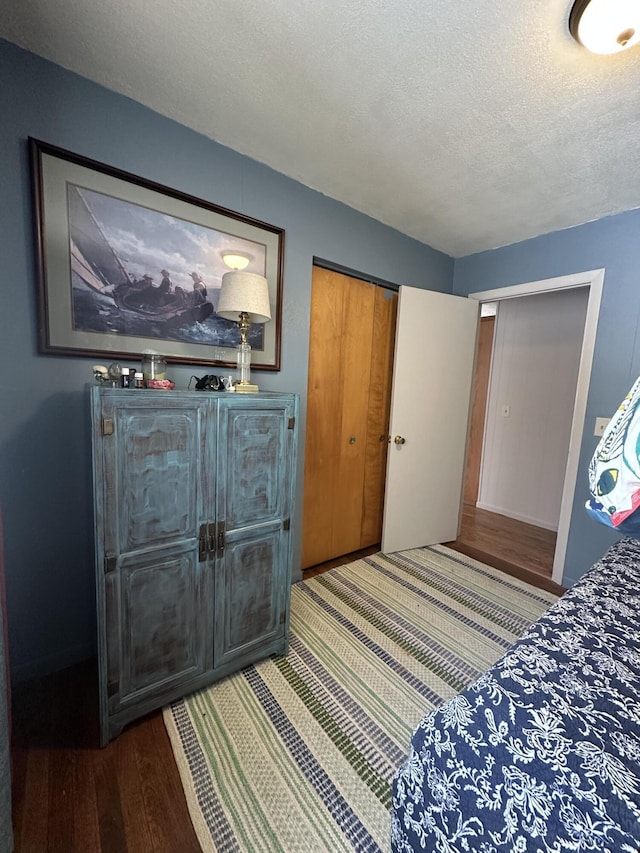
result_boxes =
[304,510,564,597]
[11,532,562,851]
[11,660,201,853]
[447,503,565,595]
[302,544,381,579]
[11,547,378,853]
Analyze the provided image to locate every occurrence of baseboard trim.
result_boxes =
[475,502,558,532]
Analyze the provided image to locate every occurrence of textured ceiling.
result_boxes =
[2,0,640,256]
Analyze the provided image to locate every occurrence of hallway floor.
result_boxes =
[447,504,564,594]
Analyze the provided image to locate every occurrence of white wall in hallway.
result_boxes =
[478,287,589,530]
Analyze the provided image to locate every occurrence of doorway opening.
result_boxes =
[450,303,560,590]
[451,270,604,589]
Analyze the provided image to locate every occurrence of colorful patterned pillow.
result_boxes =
[586,376,640,533]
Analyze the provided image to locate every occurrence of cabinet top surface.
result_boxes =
[90,386,297,401]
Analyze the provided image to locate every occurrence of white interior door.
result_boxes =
[382,286,479,553]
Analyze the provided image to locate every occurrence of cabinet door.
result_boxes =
[95,392,213,736]
[214,398,294,667]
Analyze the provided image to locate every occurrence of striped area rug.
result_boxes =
[163,545,558,852]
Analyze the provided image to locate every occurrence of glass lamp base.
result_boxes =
[236,342,252,380]
[236,335,259,392]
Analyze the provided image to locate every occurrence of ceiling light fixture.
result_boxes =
[569,0,640,54]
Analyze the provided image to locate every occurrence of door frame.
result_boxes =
[467,268,604,585]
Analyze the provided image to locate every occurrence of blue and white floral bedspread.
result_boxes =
[392,538,640,852]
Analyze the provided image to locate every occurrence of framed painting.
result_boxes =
[29,138,284,370]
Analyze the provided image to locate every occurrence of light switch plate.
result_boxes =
[594,417,610,437]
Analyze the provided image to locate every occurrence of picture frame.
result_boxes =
[29,138,284,370]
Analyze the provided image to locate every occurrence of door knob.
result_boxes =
[394,435,406,445]
[349,436,356,444]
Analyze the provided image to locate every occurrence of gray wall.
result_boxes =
[454,209,640,587]
[0,40,453,680]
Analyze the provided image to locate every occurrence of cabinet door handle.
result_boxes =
[208,522,217,555]
[198,524,209,562]
[216,521,226,556]
[349,436,356,444]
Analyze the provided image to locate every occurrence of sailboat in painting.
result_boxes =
[68,185,213,329]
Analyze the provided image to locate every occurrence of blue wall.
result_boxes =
[453,209,640,586]
[0,40,452,680]
[5,34,636,679]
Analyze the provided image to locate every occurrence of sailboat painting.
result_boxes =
[31,138,284,369]
[68,185,264,348]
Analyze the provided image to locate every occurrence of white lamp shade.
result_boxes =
[217,271,272,324]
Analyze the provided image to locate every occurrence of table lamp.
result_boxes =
[217,271,271,393]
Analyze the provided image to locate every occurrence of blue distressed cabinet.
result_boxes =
[90,387,298,744]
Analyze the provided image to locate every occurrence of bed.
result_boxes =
[391,537,640,852]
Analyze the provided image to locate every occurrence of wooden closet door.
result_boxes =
[302,268,375,568]
[361,287,397,547]
[302,269,345,569]
[302,270,397,567]
[331,275,376,557]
